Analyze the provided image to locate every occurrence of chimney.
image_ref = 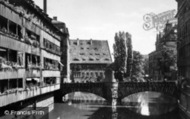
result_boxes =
[77,38,79,45]
[43,0,47,13]
[90,39,92,45]
[53,16,57,20]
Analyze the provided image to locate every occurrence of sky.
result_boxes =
[33,0,177,55]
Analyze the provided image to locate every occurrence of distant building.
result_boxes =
[149,51,159,80]
[142,54,149,76]
[176,0,190,118]
[52,16,70,83]
[148,21,177,81]
[0,0,67,107]
[69,39,112,83]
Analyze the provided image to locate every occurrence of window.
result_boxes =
[73,42,77,45]
[0,16,8,33]
[26,54,40,69]
[105,58,110,61]
[89,58,94,61]
[0,80,8,94]
[44,77,56,85]
[80,53,85,55]
[73,58,80,61]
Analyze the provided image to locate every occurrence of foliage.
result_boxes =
[126,33,133,77]
[157,47,177,79]
[131,51,144,81]
[143,56,149,75]
[113,32,128,73]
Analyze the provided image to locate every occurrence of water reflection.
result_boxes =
[122,91,177,116]
[49,102,179,119]
[87,106,180,119]
[49,92,179,119]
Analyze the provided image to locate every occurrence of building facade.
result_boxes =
[149,21,177,81]
[0,0,66,107]
[52,17,70,83]
[176,0,190,118]
[69,39,112,83]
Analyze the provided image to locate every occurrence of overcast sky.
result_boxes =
[33,0,177,55]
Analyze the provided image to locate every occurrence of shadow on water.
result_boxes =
[49,91,180,119]
[122,91,178,116]
[85,106,180,119]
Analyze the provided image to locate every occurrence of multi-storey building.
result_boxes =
[52,16,70,83]
[0,0,67,108]
[149,21,177,81]
[176,0,190,118]
[69,39,112,83]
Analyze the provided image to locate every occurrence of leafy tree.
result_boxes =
[131,51,144,81]
[126,33,133,77]
[143,57,149,76]
[113,32,128,81]
[158,47,177,80]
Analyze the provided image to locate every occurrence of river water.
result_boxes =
[49,91,181,119]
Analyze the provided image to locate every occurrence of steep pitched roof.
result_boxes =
[70,39,112,64]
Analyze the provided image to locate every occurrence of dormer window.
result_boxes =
[73,58,79,61]
[105,58,109,61]
[80,53,85,55]
[87,41,91,45]
[89,58,94,61]
[73,42,77,45]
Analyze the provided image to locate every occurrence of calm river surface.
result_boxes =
[49,91,181,119]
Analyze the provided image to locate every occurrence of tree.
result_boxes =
[131,51,144,81]
[143,57,149,76]
[126,33,133,77]
[113,32,128,81]
[158,47,177,80]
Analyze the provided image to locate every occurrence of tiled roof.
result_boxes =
[70,39,112,64]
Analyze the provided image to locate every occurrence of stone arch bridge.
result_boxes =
[55,82,178,103]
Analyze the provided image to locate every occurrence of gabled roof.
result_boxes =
[69,39,112,64]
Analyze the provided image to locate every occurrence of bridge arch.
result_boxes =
[118,82,178,100]
[61,83,109,100]
[62,91,106,102]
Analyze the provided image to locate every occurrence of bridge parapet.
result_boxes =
[118,82,178,99]
[59,82,178,102]
[61,83,112,100]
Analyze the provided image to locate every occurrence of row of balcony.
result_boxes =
[0,84,60,107]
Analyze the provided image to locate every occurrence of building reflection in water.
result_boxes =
[87,106,179,119]
[137,93,150,116]
[122,91,178,116]
[49,92,179,119]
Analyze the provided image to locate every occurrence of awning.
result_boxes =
[0,48,6,52]
[33,78,40,82]
[26,78,40,82]
[26,78,32,81]
[58,61,64,67]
